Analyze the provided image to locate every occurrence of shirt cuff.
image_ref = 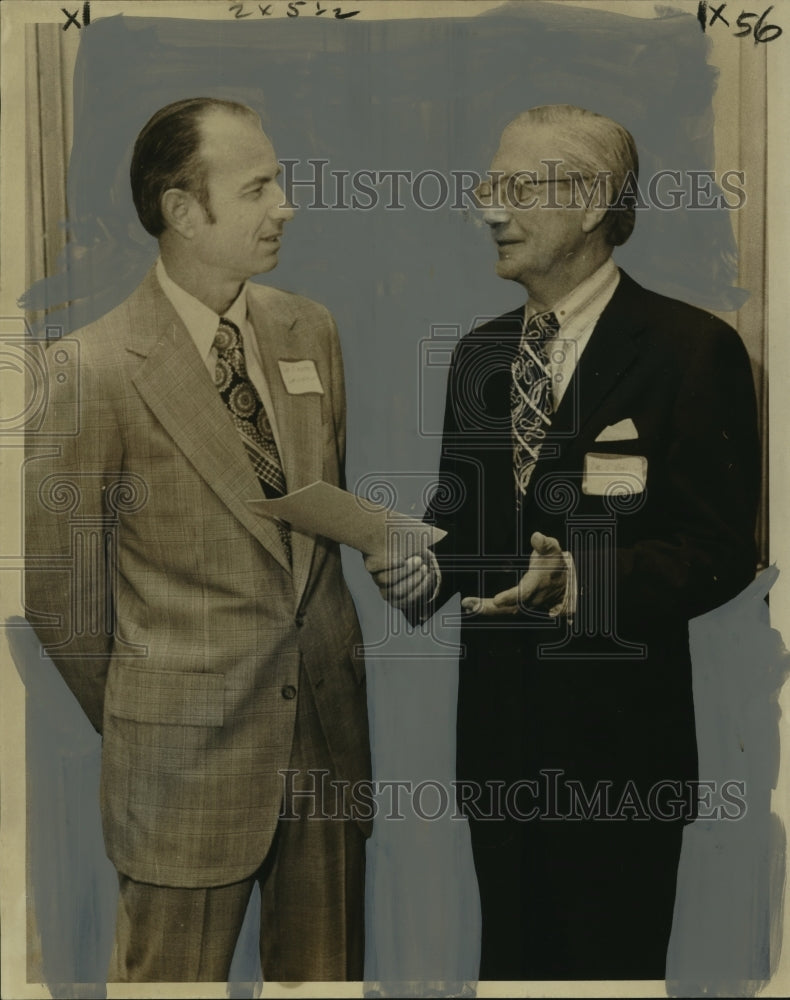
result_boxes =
[408,549,442,625]
[548,551,576,619]
[426,549,442,604]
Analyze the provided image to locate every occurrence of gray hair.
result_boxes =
[505,105,639,246]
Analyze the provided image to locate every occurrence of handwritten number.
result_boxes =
[754,6,782,40]
[734,9,756,33]
[698,1,781,39]
[227,0,361,19]
[735,5,782,39]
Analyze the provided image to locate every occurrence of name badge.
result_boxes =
[582,452,647,495]
[278,359,324,395]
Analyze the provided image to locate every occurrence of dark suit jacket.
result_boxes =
[24,268,371,887]
[426,270,760,821]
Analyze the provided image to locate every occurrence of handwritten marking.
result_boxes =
[229,1,360,18]
[697,2,782,41]
[61,7,81,30]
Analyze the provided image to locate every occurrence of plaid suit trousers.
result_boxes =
[108,663,365,983]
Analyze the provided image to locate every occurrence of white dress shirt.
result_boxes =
[527,256,620,407]
[155,258,282,451]
[524,258,620,617]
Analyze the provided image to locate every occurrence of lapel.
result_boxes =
[474,305,524,425]
[127,269,293,578]
[247,283,325,609]
[542,269,646,463]
[471,273,647,454]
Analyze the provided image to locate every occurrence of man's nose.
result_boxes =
[271,182,296,221]
[482,204,510,227]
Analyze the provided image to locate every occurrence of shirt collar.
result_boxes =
[525,257,620,342]
[155,258,249,362]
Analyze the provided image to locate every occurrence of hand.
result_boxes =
[365,548,438,612]
[461,532,567,615]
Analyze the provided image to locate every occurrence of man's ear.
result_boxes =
[581,204,608,235]
[161,188,197,238]
[581,174,615,236]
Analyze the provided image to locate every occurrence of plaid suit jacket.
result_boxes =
[24,268,371,887]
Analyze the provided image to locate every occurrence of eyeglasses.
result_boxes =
[473,173,593,209]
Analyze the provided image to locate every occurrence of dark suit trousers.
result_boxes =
[471,812,684,981]
[108,666,365,983]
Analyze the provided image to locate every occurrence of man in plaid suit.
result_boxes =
[25,98,371,983]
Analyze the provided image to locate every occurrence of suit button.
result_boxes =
[281,685,297,700]
[295,613,305,628]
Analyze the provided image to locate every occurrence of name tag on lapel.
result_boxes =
[278,359,324,395]
[582,452,647,495]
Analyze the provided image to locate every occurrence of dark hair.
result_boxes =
[130,97,258,237]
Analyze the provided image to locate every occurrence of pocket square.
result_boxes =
[582,452,647,495]
[594,418,638,442]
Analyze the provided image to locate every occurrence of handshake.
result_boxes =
[364,547,440,620]
[365,532,569,620]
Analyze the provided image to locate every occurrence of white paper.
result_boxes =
[248,480,446,557]
[582,452,647,495]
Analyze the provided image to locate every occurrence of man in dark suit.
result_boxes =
[25,98,371,983]
[370,104,760,980]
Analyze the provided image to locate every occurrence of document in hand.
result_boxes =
[248,480,446,560]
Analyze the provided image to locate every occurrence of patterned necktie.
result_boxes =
[214,318,291,562]
[511,309,559,499]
